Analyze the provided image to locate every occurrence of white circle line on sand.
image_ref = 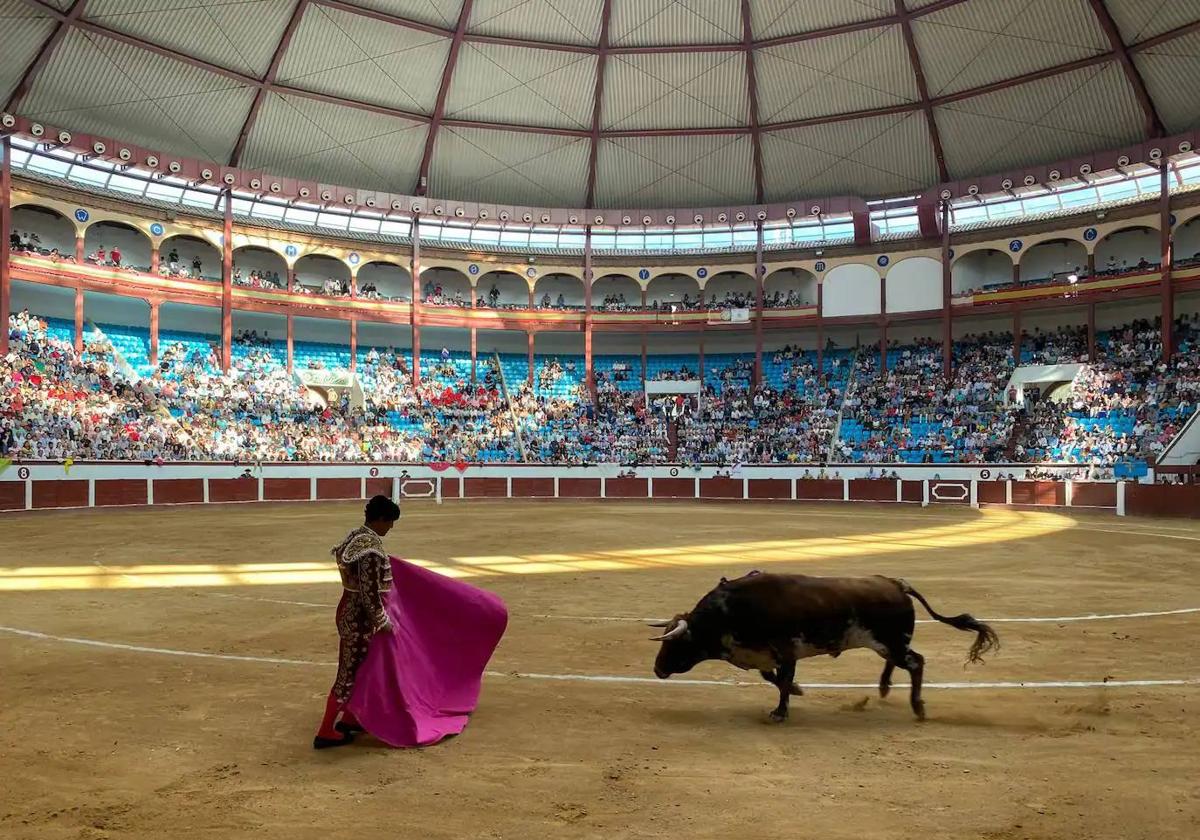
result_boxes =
[1,625,1198,691]
[531,607,1200,624]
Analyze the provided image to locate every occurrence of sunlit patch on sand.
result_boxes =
[0,508,1074,591]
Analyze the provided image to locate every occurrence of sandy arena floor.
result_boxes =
[1,500,1198,840]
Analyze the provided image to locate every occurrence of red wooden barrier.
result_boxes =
[32,479,88,509]
[263,478,310,501]
[464,477,507,498]
[901,480,924,502]
[700,477,742,499]
[1072,482,1117,508]
[795,479,843,500]
[848,479,896,502]
[0,482,25,510]
[927,480,970,505]
[316,478,360,500]
[977,481,1007,504]
[652,477,696,498]
[365,477,391,497]
[1125,484,1200,518]
[605,477,648,498]
[748,479,791,499]
[94,479,147,507]
[439,477,462,498]
[208,478,258,503]
[559,478,601,498]
[153,478,205,505]
[1011,481,1064,506]
[512,477,554,497]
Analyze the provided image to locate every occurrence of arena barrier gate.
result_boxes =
[1,463,1197,519]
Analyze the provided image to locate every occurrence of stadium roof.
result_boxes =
[3,0,1200,210]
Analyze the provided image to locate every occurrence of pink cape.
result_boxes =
[346,557,508,748]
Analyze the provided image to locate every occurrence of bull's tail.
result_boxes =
[898,580,999,665]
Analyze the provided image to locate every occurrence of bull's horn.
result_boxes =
[646,619,673,628]
[649,620,688,642]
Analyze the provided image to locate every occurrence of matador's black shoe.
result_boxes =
[313,731,356,750]
[335,720,365,735]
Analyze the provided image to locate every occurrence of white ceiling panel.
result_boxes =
[241,93,426,191]
[339,0,463,29]
[445,42,596,129]
[610,0,742,47]
[762,111,937,200]
[912,0,1108,96]
[1134,30,1200,134]
[429,126,589,206]
[276,3,448,113]
[84,0,300,78]
[603,51,748,130]
[752,0,892,40]
[0,0,58,104]
[468,0,603,45]
[757,25,917,124]
[1105,0,1200,44]
[935,62,1144,178]
[19,29,254,161]
[595,134,754,207]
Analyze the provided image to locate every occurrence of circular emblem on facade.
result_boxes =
[149,222,164,237]
[638,268,650,280]
[1083,227,1098,242]
[526,267,537,278]
[696,267,708,279]
[369,467,379,477]
[947,248,955,259]
[348,252,360,265]
[468,263,480,275]
[17,467,30,480]
[284,244,298,258]
[877,255,889,267]
[669,468,679,477]
[814,261,826,272]
[1169,213,1177,227]
[74,209,89,223]
[1008,239,1024,253]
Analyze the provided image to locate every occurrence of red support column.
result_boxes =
[0,136,10,356]
[583,226,594,395]
[286,266,295,293]
[816,280,825,374]
[410,214,422,386]
[1087,302,1096,363]
[75,234,84,263]
[221,190,233,372]
[148,300,159,366]
[527,331,535,387]
[349,319,357,372]
[1013,310,1022,365]
[1012,261,1021,284]
[698,331,705,383]
[1086,252,1095,278]
[753,221,765,386]
[470,326,477,385]
[527,283,535,310]
[1160,162,1174,360]
[286,314,294,373]
[73,286,83,353]
[150,245,160,275]
[641,329,647,381]
[940,199,952,378]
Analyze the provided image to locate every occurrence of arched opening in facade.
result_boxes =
[533,273,584,309]
[1175,216,1200,268]
[1019,239,1087,284]
[952,248,1013,295]
[421,267,471,307]
[592,274,641,310]
[764,268,817,308]
[646,274,701,311]
[232,246,287,290]
[83,221,152,270]
[357,261,411,301]
[1094,226,1161,275]
[702,271,756,309]
[885,257,942,314]
[295,253,350,297]
[822,264,880,317]
[162,234,220,282]
[477,271,529,308]
[10,205,75,255]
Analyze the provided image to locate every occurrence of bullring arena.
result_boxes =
[2,480,1199,839]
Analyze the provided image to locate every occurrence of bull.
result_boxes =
[649,572,998,722]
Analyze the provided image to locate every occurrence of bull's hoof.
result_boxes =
[912,702,926,721]
[788,683,804,696]
[768,710,788,724]
[879,683,891,699]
